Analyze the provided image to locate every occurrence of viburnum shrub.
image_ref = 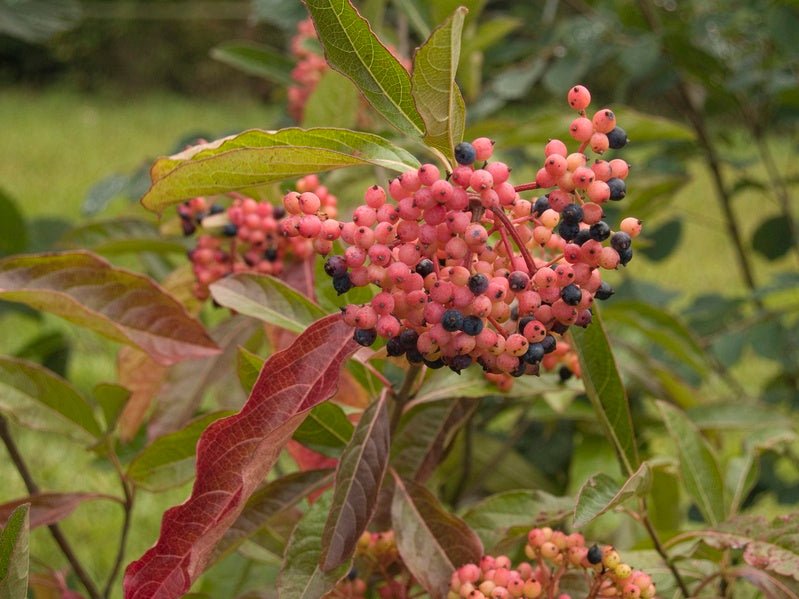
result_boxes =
[2,3,797,599]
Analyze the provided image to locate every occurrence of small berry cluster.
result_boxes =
[327,531,409,599]
[448,527,657,599]
[183,176,337,299]
[293,85,641,382]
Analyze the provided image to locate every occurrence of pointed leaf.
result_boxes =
[656,401,725,526]
[573,462,652,529]
[0,188,27,257]
[304,0,424,136]
[461,490,574,551]
[277,492,350,598]
[320,392,390,571]
[210,41,294,85]
[302,70,360,129]
[236,346,264,393]
[123,314,359,599]
[569,308,639,475]
[411,7,467,162]
[391,474,483,598]
[117,347,169,442]
[293,401,354,456]
[0,493,112,530]
[127,411,234,491]
[210,274,327,334]
[0,504,28,599]
[143,129,419,213]
[213,469,334,565]
[0,356,102,442]
[0,252,219,365]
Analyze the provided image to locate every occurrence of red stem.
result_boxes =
[490,206,538,274]
[513,182,540,193]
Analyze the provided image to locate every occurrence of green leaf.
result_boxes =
[320,393,390,571]
[656,401,726,526]
[411,7,467,163]
[390,0,431,38]
[236,346,264,393]
[573,462,652,529]
[303,70,360,129]
[304,0,425,136]
[0,0,80,43]
[0,188,27,257]
[392,474,483,598]
[210,41,294,85]
[570,308,639,475]
[687,403,789,431]
[210,273,327,334]
[143,128,419,212]
[461,490,573,551]
[277,492,350,598]
[92,383,130,433]
[294,401,355,456]
[462,18,522,55]
[59,217,186,255]
[0,356,102,442]
[0,251,219,365]
[0,503,28,599]
[127,411,233,491]
[212,469,333,565]
[638,218,682,262]
[752,215,794,261]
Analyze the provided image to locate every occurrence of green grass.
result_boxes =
[0,86,796,597]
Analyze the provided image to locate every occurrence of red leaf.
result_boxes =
[0,493,114,530]
[123,314,358,599]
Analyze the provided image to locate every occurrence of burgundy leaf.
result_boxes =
[320,391,390,571]
[0,251,218,365]
[0,493,114,530]
[123,314,358,599]
[391,474,483,598]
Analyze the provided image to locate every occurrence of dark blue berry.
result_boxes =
[415,258,435,277]
[353,328,377,347]
[460,315,484,336]
[264,247,278,262]
[561,203,584,224]
[558,221,580,242]
[607,127,628,149]
[589,221,610,241]
[441,309,464,332]
[518,316,535,333]
[181,220,196,236]
[386,336,404,356]
[222,223,238,237]
[524,342,545,364]
[550,322,569,335]
[618,246,633,266]
[608,177,626,200]
[324,255,348,277]
[398,329,419,351]
[511,361,527,377]
[273,205,286,219]
[561,284,582,306]
[574,229,591,246]
[448,354,472,373]
[541,334,557,354]
[454,142,477,165]
[559,366,573,382]
[533,196,550,216]
[595,281,615,300]
[508,271,529,292]
[423,357,445,369]
[587,544,603,565]
[332,274,353,295]
[468,273,489,295]
[209,204,225,215]
[610,231,632,252]
[406,348,424,364]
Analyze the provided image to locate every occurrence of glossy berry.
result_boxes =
[558,221,580,242]
[589,221,611,241]
[454,142,477,165]
[610,231,632,252]
[561,203,584,224]
[442,309,464,332]
[415,258,435,277]
[587,544,603,565]
[561,284,582,306]
[567,85,591,110]
[607,127,628,149]
[607,177,626,200]
[595,281,615,300]
[386,336,404,356]
[468,273,489,294]
[333,274,353,295]
[533,196,550,216]
[461,315,485,336]
[353,328,377,346]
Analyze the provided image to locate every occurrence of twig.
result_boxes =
[638,498,690,597]
[389,363,423,434]
[490,206,538,274]
[0,415,102,599]
[103,447,135,598]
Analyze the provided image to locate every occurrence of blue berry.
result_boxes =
[264,247,278,262]
[448,354,472,373]
[558,366,573,382]
[441,309,464,332]
[460,315,484,336]
[574,229,591,246]
[558,221,580,242]
[406,348,424,364]
[423,357,445,369]
[608,177,626,200]
[508,271,529,292]
[332,274,353,295]
[595,281,615,300]
[209,204,225,215]
[618,246,633,266]
[589,221,610,241]
[541,334,557,354]
[561,284,582,306]
[610,231,631,252]
[386,336,404,356]
[607,127,628,149]
[222,223,238,237]
[399,329,419,351]
[533,195,550,216]
[561,203,584,224]
[353,328,377,347]
[587,544,603,565]
[468,273,489,295]
[324,255,348,277]
[454,142,477,165]
[524,342,545,364]
[415,258,435,277]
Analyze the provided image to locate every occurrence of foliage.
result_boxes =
[0,1,797,598]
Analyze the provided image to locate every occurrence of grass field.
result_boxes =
[0,85,796,596]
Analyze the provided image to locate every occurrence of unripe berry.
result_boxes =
[567,85,591,110]
[472,137,494,161]
[592,109,617,134]
[569,117,593,142]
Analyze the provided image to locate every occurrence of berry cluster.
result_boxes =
[292,85,641,383]
[327,531,409,599]
[183,176,337,299]
[448,527,657,599]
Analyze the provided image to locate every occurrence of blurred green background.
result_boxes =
[0,0,797,597]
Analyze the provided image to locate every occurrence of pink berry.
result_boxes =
[472,137,494,161]
[567,85,591,110]
[569,117,593,142]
